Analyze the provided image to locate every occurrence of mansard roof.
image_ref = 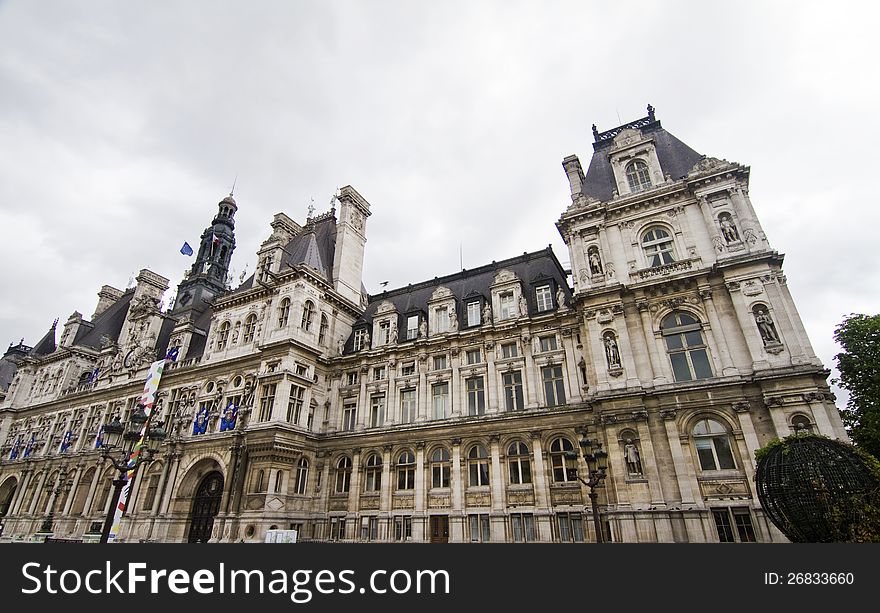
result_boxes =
[354,246,571,329]
[73,290,134,350]
[31,321,57,357]
[280,213,336,282]
[582,113,703,202]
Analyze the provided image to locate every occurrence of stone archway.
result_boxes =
[0,477,18,517]
[187,471,224,543]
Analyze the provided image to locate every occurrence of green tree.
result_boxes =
[834,314,880,459]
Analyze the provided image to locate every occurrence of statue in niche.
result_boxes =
[482,302,493,324]
[419,319,428,338]
[588,247,603,276]
[449,306,458,331]
[363,329,371,349]
[390,321,398,343]
[519,295,529,317]
[556,287,567,309]
[337,336,346,356]
[624,439,643,475]
[753,306,780,345]
[604,333,622,369]
[719,213,740,243]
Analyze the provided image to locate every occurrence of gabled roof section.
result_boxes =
[582,109,703,202]
[31,320,57,357]
[73,289,134,350]
[280,213,336,281]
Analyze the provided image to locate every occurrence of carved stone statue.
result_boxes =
[720,214,740,243]
[418,319,428,338]
[449,307,458,331]
[624,439,642,475]
[604,334,621,369]
[519,295,528,317]
[337,336,346,356]
[390,321,398,343]
[754,307,780,345]
[556,287,566,309]
[482,302,492,324]
[363,329,371,349]
[588,247,603,275]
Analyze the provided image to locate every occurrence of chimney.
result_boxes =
[93,285,124,319]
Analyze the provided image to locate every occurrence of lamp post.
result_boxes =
[39,467,74,534]
[565,435,609,543]
[98,404,166,543]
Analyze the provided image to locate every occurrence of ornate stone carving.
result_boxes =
[732,401,751,413]
[659,409,677,420]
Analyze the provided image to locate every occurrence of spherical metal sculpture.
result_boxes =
[755,435,880,542]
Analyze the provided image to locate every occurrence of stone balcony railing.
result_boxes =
[631,258,698,282]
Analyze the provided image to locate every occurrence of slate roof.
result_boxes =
[73,290,134,350]
[31,322,57,357]
[582,118,704,202]
[279,215,337,282]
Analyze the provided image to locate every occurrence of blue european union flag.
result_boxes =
[180,241,194,256]
[165,346,180,362]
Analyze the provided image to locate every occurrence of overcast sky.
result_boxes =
[1,1,877,402]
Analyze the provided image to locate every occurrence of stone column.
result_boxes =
[732,402,760,499]
[379,445,393,512]
[416,358,428,422]
[158,451,182,515]
[637,301,667,385]
[10,468,33,516]
[699,288,737,376]
[725,281,769,370]
[522,335,539,408]
[488,435,505,542]
[413,443,426,541]
[660,410,697,506]
[347,448,361,515]
[27,471,49,515]
[62,465,84,516]
[484,342,499,413]
[631,416,665,506]
[530,432,552,542]
[561,329,583,403]
[450,438,463,542]
[81,461,103,515]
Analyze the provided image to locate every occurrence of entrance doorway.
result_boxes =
[429,515,449,543]
[187,471,223,543]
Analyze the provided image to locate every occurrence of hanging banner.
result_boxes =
[107,358,167,542]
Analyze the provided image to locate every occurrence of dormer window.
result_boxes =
[499,292,516,320]
[535,285,553,312]
[466,301,481,327]
[353,328,368,351]
[642,226,676,267]
[626,159,652,193]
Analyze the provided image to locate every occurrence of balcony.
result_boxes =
[631,258,697,282]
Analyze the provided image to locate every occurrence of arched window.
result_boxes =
[278,298,291,328]
[295,458,309,495]
[396,450,415,490]
[692,418,736,471]
[216,321,231,350]
[467,444,490,487]
[642,226,676,267]
[550,437,577,482]
[431,448,451,488]
[791,414,814,434]
[335,457,352,493]
[661,312,713,382]
[301,301,315,332]
[318,314,328,345]
[274,470,284,493]
[626,159,652,193]
[364,453,382,492]
[243,314,257,344]
[254,469,265,492]
[508,441,532,484]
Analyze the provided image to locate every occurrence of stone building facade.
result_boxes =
[0,108,846,543]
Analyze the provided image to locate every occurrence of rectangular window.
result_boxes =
[342,402,357,431]
[733,508,757,542]
[353,329,367,351]
[503,371,524,411]
[542,365,566,407]
[287,384,305,423]
[400,389,416,424]
[294,363,309,377]
[557,512,585,542]
[379,320,390,345]
[467,301,481,327]
[401,362,415,376]
[432,382,449,419]
[466,348,482,364]
[406,315,419,340]
[435,306,449,333]
[539,335,558,352]
[394,516,412,541]
[360,516,379,541]
[330,518,345,540]
[258,383,276,421]
[466,377,485,416]
[370,395,385,428]
[141,475,160,512]
[373,366,386,381]
[346,371,359,386]
[535,285,553,312]
[511,513,536,542]
[469,514,491,542]
[713,509,736,543]
[501,342,518,358]
[433,355,447,370]
[500,293,515,320]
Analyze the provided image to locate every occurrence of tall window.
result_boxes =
[401,362,415,376]
[379,320,390,345]
[539,335,558,352]
[278,298,290,328]
[503,371,524,411]
[713,507,756,542]
[258,383,276,421]
[243,314,257,344]
[397,450,415,490]
[353,328,368,351]
[431,448,451,488]
[499,292,515,320]
[469,514,490,542]
[141,474,160,511]
[467,301,481,327]
[507,441,532,484]
[406,315,419,340]
[468,444,490,487]
[511,513,536,542]
[501,342,518,358]
[301,300,314,331]
[466,348,482,364]
[394,516,412,541]
[370,395,385,428]
[542,365,566,407]
[642,226,676,267]
[432,383,449,419]
[287,384,305,423]
[433,355,447,370]
[334,457,351,493]
[435,306,449,333]
[373,366,386,381]
[661,312,714,382]
[318,314,328,345]
[550,437,576,482]
[346,371,358,386]
[254,469,265,492]
[364,453,382,492]
[217,321,230,350]
[535,285,553,312]
[557,512,585,542]
[295,458,309,495]
[466,377,485,416]
[400,389,416,424]
[342,402,357,431]
[274,470,284,493]
[693,418,736,471]
[625,159,652,193]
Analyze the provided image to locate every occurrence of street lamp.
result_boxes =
[40,467,74,534]
[99,404,166,543]
[565,435,609,543]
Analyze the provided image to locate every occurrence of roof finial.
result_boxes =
[230,173,237,197]
[592,123,599,141]
[307,197,315,220]
[647,103,655,121]
[51,318,58,328]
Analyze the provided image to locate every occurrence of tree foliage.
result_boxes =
[834,314,880,459]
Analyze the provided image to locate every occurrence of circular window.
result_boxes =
[270,524,278,531]
[245,525,255,537]
[206,381,215,394]
[233,375,243,388]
